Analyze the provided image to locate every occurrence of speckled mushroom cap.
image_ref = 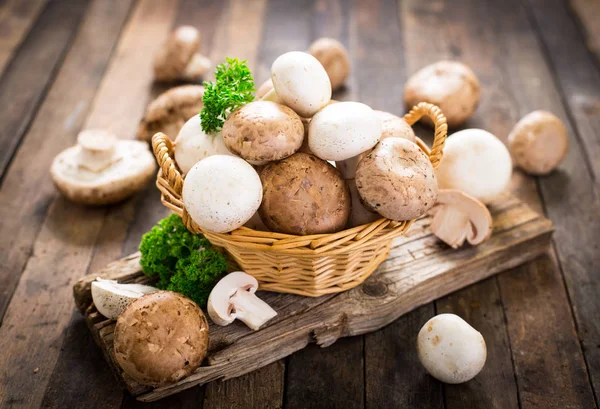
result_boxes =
[404,61,480,128]
[153,26,210,82]
[308,37,350,90]
[374,110,416,143]
[114,291,209,387]
[222,101,304,164]
[137,85,205,142]
[355,137,438,221]
[508,110,568,175]
[259,153,351,235]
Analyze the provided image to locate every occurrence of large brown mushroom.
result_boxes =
[259,153,351,235]
[153,26,211,82]
[355,138,438,221]
[114,291,209,387]
[308,37,350,90]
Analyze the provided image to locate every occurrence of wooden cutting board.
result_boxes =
[72,194,553,402]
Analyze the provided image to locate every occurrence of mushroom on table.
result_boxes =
[153,26,211,82]
[308,37,350,91]
[91,279,158,320]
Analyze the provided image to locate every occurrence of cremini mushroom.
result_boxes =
[153,26,211,82]
[207,271,277,330]
[404,61,480,128]
[222,101,304,165]
[417,314,487,384]
[182,155,263,233]
[51,129,155,205]
[508,110,569,175]
[262,51,332,117]
[355,137,438,221]
[428,190,492,248]
[436,129,512,204]
[308,37,350,90]
[174,114,232,174]
[114,291,209,387]
[137,85,205,142]
[259,153,351,235]
[374,110,416,143]
[91,278,158,320]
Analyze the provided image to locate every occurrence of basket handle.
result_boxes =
[152,132,184,195]
[402,102,447,170]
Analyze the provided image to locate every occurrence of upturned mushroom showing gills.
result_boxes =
[182,155,263,233]
[308,37,350,90]
[222,101,304,165]
[50,129,155,205]
[259,153,351,235]
[428,190,493,249]
[262,51,332,118]
[92,278,158,320]
[114,291,209,387]
[207,271,277,330]
[355,138,438,221]
[153,26,211,82]
[174,114,232,174]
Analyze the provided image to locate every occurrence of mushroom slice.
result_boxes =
[153,26,211,82]
[207,272,277,331]
[91,278,158,320]
[137,85,205,142]
[428,189,493,249]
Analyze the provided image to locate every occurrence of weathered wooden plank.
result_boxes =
[0,0,47,75]
[0,0,89,179]
[569,0,600,61]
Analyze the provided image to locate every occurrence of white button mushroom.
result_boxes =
[174,114,232,174]
[207,271,277,330]
[153,26,211,82]
[436,129,512,204]
[508,110,569,175]
[91,278,158,320]
[428,190,493,249]
[308,37,350,91]
[263,51,332,118]
[182,155,263,233]
[50,129,156,205]
[417,314,487,384]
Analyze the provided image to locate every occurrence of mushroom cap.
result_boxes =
[508,110,568,175]
[437,129,512,204]
[137,85,205,142]
[355,138,438,221]
[404,61,480,128]
[182,155,263,233]
[308,37,350,90]
[374,110,416,143]
[255,78,274,99]
[207,271,258,326]
[417,314,487,384]
[222,101,304,164]
[50,134,156,205]
[271,51,332,117]
[428,189,493,248]
[114,291,209,387]
[92,279,158,320]
[153,26,202,82]
[309,101,382,161]
[259,153,351,235]
[174,115,232,174]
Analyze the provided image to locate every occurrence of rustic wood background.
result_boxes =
[0,0,598,408]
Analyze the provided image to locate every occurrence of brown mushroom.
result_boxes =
[153,26,211,82]
[355,137,438,221]
[222,101,304,165]
[428,189,493,249]
[259,153,351,235]
[374,110,416,143]
[308,37,350,90]
[114,291,209,387]
[136,85,204,142]
[508,110,569,175]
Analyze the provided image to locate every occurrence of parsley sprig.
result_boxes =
[200,58,255,133]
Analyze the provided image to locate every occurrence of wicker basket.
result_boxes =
[152,102,447,297]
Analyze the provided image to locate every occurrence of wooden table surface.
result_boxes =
[0,0,599,408]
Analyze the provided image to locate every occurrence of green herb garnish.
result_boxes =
[139,214,227,307]
[200,57,255,134]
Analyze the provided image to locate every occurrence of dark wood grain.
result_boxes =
[0,0,89,179]
[569,0,600,62]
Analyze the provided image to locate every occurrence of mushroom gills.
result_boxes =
[91,278,158,320]
[229,287,277,331]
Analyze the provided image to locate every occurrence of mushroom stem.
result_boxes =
[259,87,284,104]
[429,206,470,249]
[335,154,362,180]
[76,130,117,172]
[230,289,277,330]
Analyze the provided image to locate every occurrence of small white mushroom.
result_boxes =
[153,26,211,82]
[207,271,277,330]
[174,115,232,174]
[428,190,493,248]
[182,155,263,233]
[417,314,487,384]
[308,37,350,90]
[91,278,158,320]
[436,129,512,204]
[263,51,332,118]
